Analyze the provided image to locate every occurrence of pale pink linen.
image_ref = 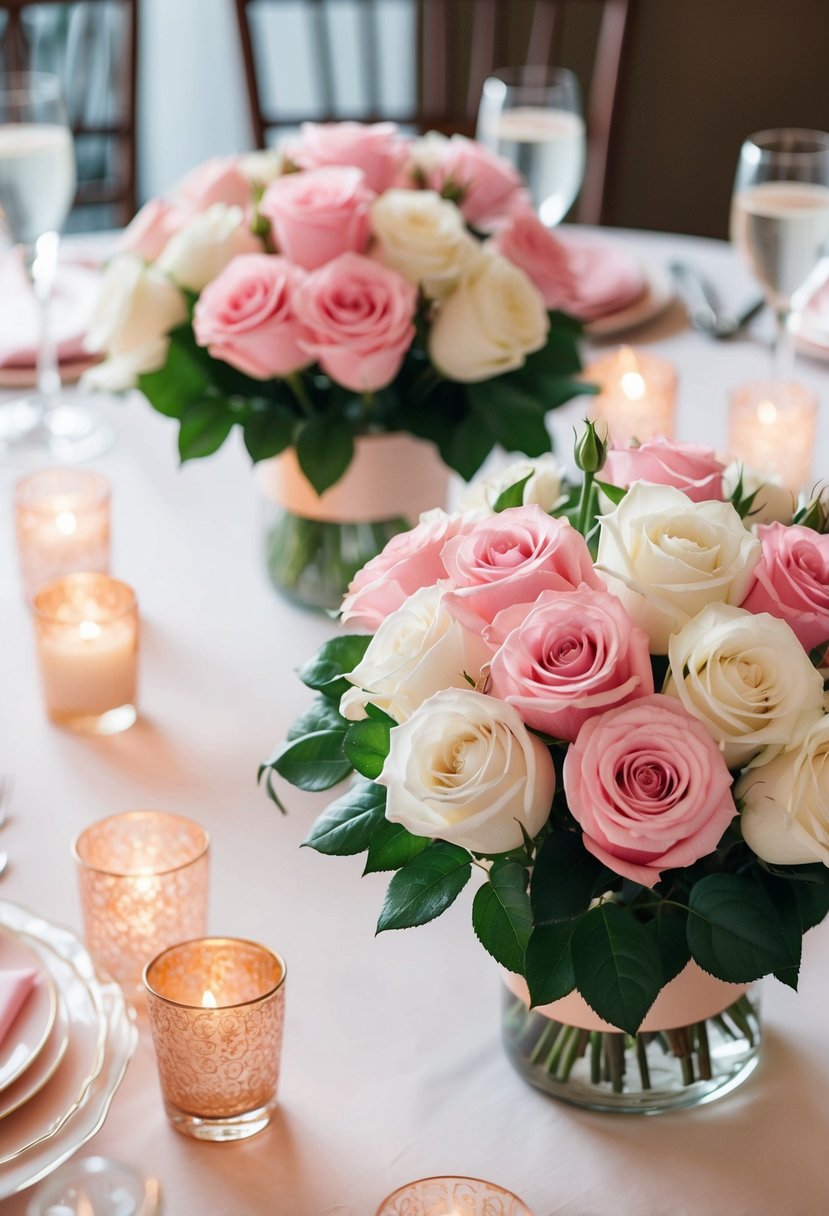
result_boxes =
[0,969,37,1047]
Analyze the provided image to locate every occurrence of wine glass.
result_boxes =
[477,66,586,226]
[0,72,113,464]
[731,128,829,384]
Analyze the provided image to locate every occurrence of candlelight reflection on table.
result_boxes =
[585,345,677,447]
[15,467,110,600]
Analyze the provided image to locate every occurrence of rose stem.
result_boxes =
[604,1033,625,1093]
[724,999,755,1047]
[635,1036,652,1089]
[542,1024,572,1074]
[529,1020,560,1065]
[590,1032,602,1084]
[558,1028,589,1081]
[696,1020,712,1081]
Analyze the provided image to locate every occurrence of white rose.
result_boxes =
[408,131,450,177]
[371,189,476,299]
[377,687,555,854]
[428,250,549,382]
[82,339,171,392]
[460,454,567,514]
[340,585,491,724]
[240,148,285,187]
[722,461,795,526]
[664,603,825,769]
[157,203,262,292]
[737,715,829,866]
[597,483,762,654]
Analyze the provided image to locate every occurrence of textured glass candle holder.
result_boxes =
[143,937,286,1142]
[73,811,210,993]
[728,379,817,491]
[32,573,138,735]
[375,1177,533,1216]
[584,345,677,447]
[15,468,111,601]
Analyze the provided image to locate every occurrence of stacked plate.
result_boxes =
[0,900,136,1199]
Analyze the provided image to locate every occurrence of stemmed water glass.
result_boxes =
[0,71,113,463]
[731,128,829,383]
[477,65,586,226]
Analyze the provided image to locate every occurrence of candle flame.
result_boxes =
[55,510,77,536]
[78,620,101,641]
[201,989,217,1009]
[620,371,647,402]
[757,399,778,426]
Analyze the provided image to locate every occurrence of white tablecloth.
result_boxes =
[2,229,829,1216]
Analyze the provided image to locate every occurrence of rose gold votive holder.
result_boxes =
[375,1176,533,1216]
[728,379,817,492]
[32,573,139,735]
[15,467,110,600]
[73,810,210,993]
[143,937,286,1142]
[584,345,677,447]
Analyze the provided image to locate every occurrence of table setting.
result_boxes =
[1,57,829,1216]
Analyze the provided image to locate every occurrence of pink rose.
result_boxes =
[426,135,524,228]
[563,694,735,887]
[259,166,374,271]
[490,207,575,308]
[193,254,310,379]
[341,510,478,630]
[175,156,252,212]
[119,198,188,262]
[287,121,410,194]
[487,589,653,742]
[441,506,604,632]
[740,523,829,651]
[294,252,416,391]
[604,438,725,503]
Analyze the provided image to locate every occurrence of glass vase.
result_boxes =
[257,433,451,612]
[501,974,761,1115]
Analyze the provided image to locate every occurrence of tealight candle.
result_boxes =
[143,937,286,1141]
[584,345,677,446]
[73,810,210,993]
[31,573,138,735]
[15,468,110,600]
[374,1177,533,1216]
[728,379,817,491]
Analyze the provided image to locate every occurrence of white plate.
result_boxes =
[0,903,135,1199]
[0,991,68,1121]
[584,260,674,337]
[0,928,57,1094]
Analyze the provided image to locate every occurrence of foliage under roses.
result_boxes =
[261,430,829,1036]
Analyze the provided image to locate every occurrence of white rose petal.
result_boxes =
[722,461,795,526]
[597,483,762,653]
[157,203,262,292]
[377,687,555,854]
[371,189,476,298]
[664,602,825,769]
[340,585,490,724]
[84,253,187,359]
[428,250,549,382]
[460,454,567,514]
[82,338,171,392]
[240,148,285,186]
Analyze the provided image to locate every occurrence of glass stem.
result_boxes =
[772,303,796,389]
[23,231,61,414]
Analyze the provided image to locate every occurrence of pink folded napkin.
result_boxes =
[0,968,37,1048]
[0,251,100,368]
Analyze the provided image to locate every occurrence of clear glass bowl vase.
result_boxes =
[501,983,761,1115]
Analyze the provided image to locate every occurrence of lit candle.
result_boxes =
[31,573,139,735]
[144,937,286,1142]
[583,345,677,447]
[15,468,110,600]
[728,379,817,491]
[73,810,210,993]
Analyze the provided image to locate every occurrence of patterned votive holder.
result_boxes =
[31,573,139,735]
[584,345,677,446]
[143,937,286,1142]
[73,811,210,992]
[728,379,817,492]
[15,468,111,600]
[375,1177,533,1216]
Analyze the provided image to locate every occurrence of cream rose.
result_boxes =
[340,585,490,724]
[428,250,549,382]
[83,253,187,390]
[597,483,761,653]
[157,203,262,292]
[722,462,795,526]
[664,603,824,769]
[377,688,555,854]
[738,715,829,866]
[460,454,567,514]
[370,189,475,298]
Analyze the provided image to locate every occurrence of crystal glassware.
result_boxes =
[27,1156,161,1216]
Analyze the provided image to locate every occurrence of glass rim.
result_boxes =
[374,1176,531,1216]
[142,937,287,1010]
[482,64,579,99]
[742,127,829,157]
[0,70,65,103]
[31,573,137,625]
[72,810,211,878]
[15,467,111,515]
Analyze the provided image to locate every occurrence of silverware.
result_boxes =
[670,260,764,339]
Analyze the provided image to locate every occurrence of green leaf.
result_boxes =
[525,921,578,1006]
[377,842,471,932]
[492,474,533,512]
[572,903,664,1035]
[809,638,829,669]
[138,336,208,418]
[645,909,691,985]
[687,874,801,983]
[758,872,803,990]
[295,416,354,495]
[343,717,392,780]
[303,780,386,856]
[595,480,628,506]
[794,878,829,933]
[438,409,495,481]
[298,635,372,700]
[472,860,532,973]
[178,399,235,461]
[530,831,614,924]
[243,405,296,462]
[363,819,430,873]
[264,698,350,791]
[467,379,552,457]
